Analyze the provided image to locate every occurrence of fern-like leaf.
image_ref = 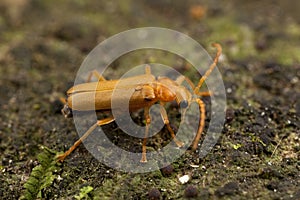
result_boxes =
[20,146,60,200]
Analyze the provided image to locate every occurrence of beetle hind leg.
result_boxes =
[56,117,115,162]
[86,70,107,82]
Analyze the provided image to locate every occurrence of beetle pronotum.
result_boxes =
[57,43,222,163]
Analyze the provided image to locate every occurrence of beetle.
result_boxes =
[57,43,222,163]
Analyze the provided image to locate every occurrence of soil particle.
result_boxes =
[52,20,101,53]
[225,108,235,123]
[215,181,239,197]
[197,188,210,200]
[160,164,174,177]
[148,188,161,200]
[51,99,64,114]
[266,180,279,191]
[184,185,198,198]
[258,167,284,180]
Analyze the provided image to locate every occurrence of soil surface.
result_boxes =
[0,0,299,199]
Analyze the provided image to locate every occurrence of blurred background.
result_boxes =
[0,0,299,199]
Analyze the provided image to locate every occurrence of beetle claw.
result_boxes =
[56,154,66,162]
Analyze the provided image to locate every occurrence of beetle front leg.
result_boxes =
[192,98,206,150]
[160,103,184,147]
[57,117,115,162]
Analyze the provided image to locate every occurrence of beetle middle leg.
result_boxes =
[139,102,185,163]
[57,116,115,162]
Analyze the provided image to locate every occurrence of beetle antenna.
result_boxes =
[194,43,222,94]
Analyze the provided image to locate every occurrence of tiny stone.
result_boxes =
[226,108,235,123]
[179,175,190,184]
[184,185,198,198]
[161,164,174,176]
[148,188,161,200]
[215,182,239,197]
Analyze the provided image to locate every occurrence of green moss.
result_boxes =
[204,17,257,60]
[74,186,94,200]
[263,41,300,65]
[232,143,242,150]
[203,14,300,65]
[20,146,60,200]
[92,169,186,199]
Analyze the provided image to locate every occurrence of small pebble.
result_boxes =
[148,188,161,200]
[184,185,198,198]
[215,182,239,197]
[161,164,174,176]
[179,174,190,184]
[226,108,235,123]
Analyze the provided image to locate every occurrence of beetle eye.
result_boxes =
[180,100,188,108]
